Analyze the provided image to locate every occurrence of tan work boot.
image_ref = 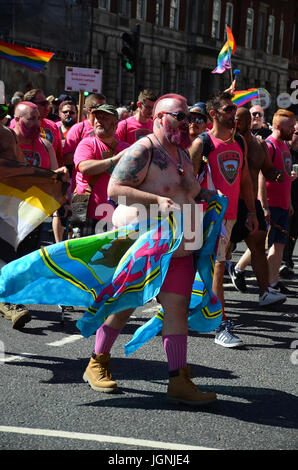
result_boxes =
[167,366,217,406]
[0,303,31,329]
[83,353,118,393]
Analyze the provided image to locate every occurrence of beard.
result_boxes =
[61,117,75,128]
[20,120,40,139]
[164,120,192,149]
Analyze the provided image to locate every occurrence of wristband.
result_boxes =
[262,206,269,211]
[107,158,115,174]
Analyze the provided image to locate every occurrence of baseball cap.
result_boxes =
[189,101,207,117]
[92,104,119,118]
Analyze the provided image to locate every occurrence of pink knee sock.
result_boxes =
[94,323,121,355]
[162,334,187,371]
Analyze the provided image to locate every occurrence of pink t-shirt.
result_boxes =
[10,117,63,167]
[63,120,94,154]
[201,132,243,219]
[265,136,292,210]
[74,136,129,220]
[116,116,153,145]
[19,138,51,169]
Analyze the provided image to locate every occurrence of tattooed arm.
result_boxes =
[108,140,179,212]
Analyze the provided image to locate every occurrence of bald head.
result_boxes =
[14,101,41,140]
[235,107,251,135]
[15,101,38,118]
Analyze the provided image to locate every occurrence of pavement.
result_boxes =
[0,224,297,453]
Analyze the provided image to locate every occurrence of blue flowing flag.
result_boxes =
[0,195,227,346]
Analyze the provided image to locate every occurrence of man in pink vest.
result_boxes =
[190,91,257,348]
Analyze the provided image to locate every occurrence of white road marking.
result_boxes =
[46,335,83,347]
[0,352,37,363]
[0,425,218,450]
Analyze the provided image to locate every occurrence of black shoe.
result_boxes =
[228,264,247,293]
[269,282,296,297]
[279,265,294,279]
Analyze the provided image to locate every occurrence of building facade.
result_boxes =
[0,0,297,116]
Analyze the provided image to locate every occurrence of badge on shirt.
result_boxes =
[282,152,292,176]
[40,127,54,144]
[218,151,241,184]
[22,150,41,167]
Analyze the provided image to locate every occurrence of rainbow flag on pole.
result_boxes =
[0,40,54,71]
[232,89,259,106]
[212,26,236,74]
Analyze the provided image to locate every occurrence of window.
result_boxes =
[266,15,275,54]
[136,0,147,20]
[245,8,254,48]
[119,0,130,16]
[211,0,221,39]
[169,0,179,29]
[98,0,109,9]
[278,20,284,55]
[155,0,164,26]
[225,2,233,28]
[256,10,266,50]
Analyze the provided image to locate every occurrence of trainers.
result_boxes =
[215,320,243,348]
[83,353,118,393]
[259,290,286,307]
[167,366,217,406]
[269,282,296,297]
[0,303,31,329]
[279,265,294,279]
[228,264,247,293]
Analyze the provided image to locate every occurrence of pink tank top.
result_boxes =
[201,133,243,219]
[19,138,51,169]
[265,136,292,210]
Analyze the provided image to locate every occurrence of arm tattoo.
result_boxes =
[112,143,150,183]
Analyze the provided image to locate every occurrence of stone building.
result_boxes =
[0,0,297,117]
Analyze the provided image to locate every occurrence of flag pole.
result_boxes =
[226,24,233,85]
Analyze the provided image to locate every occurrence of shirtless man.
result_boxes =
[228,107,286,306]
[82,93,217,406]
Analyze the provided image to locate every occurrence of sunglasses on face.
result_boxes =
[190,116,207,124]
[220,105,237,114]
[294,131,298,136]
[251,112,263,117]
[154,111,191,122]
[62,110,76,115]
[141,102,154,111]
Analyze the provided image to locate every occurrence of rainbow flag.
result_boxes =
[212,26,236,74]
[0,158,66,250]
[0,40,54,71]
[232,88,259,106]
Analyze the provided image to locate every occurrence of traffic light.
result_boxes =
[121,30,139,73]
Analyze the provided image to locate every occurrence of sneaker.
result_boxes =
[279,265,294,279]
[269,282,296,297]
[259,290,287,307]
[83,353,118,393]
[228,264,247,293]
[0,303,31,329]
[214,320,243,348]
[167,366,217,406]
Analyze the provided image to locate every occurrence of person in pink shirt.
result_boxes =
[116,89,157,145]
[190,91,257,348]
[74,104,129,236]
[259,109,297,296]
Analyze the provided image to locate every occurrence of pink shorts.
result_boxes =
[159,255,195,298]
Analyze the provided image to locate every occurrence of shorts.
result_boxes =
[216,219,236,262]
[266,206,289,248]
[159,254,195,298]
[230,199,267,244]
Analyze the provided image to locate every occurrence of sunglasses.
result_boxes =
[34,100,48,106]
[61,110,76,115]
[294,131,298,135]
[221,105,237,114]
[251,112,263,117]
[190,116,207,124]
[154,111,191,122]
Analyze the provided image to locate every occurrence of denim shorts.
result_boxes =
[266,206,289,248]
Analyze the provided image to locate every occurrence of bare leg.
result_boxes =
[244,231,268,294]
[267,242,285,285]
